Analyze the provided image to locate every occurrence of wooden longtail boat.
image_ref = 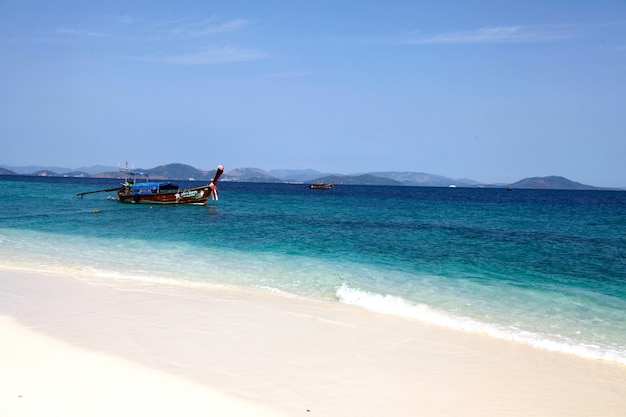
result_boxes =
[309,182,333,190]
[78,165,224,205]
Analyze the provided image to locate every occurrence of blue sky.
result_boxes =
[1,1,625,186]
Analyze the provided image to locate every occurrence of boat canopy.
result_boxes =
[131,182,180,193]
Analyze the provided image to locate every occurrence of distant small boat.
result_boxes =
[78,164,224,205]
[309,182,334,190]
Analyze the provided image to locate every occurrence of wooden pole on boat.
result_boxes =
[209,165,224,201]
[212,165,224,184]
[76,187,122,197]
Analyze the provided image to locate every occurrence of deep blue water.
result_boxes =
[1,175,626,363]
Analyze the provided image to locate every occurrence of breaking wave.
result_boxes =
[336,283,626,365]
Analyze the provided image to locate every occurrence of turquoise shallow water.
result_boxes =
[1,175,626,363]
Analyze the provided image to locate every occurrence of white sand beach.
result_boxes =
[1,267,625,416]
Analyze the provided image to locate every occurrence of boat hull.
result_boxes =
[309,183,333,190]
[117,184,215,205]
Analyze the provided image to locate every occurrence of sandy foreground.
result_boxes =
[1,267,625,417]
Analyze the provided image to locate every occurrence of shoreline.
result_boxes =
[1,266,626,416]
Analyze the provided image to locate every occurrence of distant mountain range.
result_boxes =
[0,163,621,190]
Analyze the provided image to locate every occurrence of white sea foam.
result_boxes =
[336,283,626,365]
[82,266,232,291]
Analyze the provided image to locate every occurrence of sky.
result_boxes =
[1,1,625,187]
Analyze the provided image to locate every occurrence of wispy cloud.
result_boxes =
[56,28,108,38]
[389,24,577,45]
[159,18,253,38]
[145,44,267,65]
[147,17,265,64]
[189,19,252,37]
[54,16,265,65]
[269,70,312,79]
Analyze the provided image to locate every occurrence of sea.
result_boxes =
[1,175,625,365]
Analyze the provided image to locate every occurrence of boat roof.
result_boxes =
[131,182,179,191]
